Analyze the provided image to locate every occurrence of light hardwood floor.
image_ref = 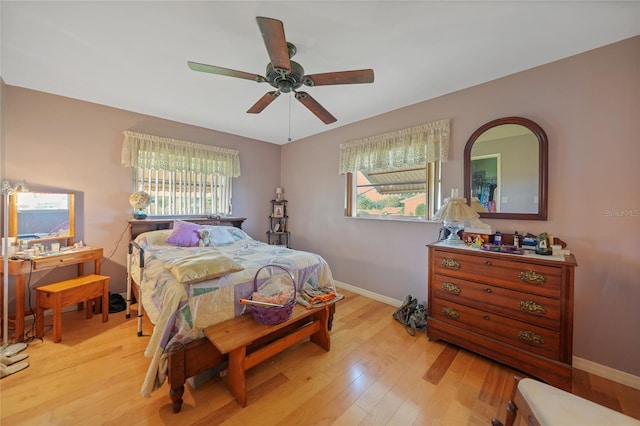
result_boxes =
[1,289,639,425]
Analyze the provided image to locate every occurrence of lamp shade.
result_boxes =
[433,196,479,245]
[433,197,479,222]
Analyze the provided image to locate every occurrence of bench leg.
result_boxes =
[102,281,109,323]
[225,347,248,407]
[36,295,45,338]
[85,299,94,319]
[52,295,62,343]
[310,306,331,351]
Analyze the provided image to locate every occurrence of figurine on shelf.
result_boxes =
[472,235,485,248]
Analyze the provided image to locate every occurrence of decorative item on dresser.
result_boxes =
[432,188,480,245]
[267,199,290,247]
[427,237,577,391]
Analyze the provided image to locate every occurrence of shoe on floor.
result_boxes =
[1,352,29,366]
[0,361,29,378]
[1,342,28,357]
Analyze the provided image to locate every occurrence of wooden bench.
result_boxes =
[36,274,110,343]
[203,303,333,407]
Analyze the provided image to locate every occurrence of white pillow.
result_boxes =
[202,226,235,245]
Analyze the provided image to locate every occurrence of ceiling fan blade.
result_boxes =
[256,17,291,72]
[187,61,266,82]
[295,91,337,124]
[247,91,281,114]
[302,69,374,87]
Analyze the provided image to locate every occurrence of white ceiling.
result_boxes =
[2,1,639,145]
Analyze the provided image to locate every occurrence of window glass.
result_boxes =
[134,168,232,216]
[346,163,440,220]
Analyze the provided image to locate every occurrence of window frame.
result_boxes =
[345,161,441,221]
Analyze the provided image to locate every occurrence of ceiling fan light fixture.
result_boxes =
[278,80,293,93]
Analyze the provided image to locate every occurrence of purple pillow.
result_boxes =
[165,220,203,247]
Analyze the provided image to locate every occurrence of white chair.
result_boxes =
[492,376,640,426]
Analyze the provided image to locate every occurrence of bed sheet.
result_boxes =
[130,229,336,397]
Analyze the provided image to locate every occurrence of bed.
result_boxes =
[126,219,338,412]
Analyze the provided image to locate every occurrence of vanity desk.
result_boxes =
[427,241,577,391]
[0,247,103,342]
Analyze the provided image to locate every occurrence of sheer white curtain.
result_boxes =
[338,119,449,174]
[121,131,241,177]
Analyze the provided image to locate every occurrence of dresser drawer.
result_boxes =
[431,298,561,360]
[432,249,562,298]
[432,274,561,330]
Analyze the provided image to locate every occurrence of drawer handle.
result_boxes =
[484,261,492,266]
[485,288,492,293]
[441,258,461,270]
[518,270,546,285]
[442,282,461,295]
[483,315,490,320]
[442,306,460,319]
[519,300,547,315]
[518,330,545,344]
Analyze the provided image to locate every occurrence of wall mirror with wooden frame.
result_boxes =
[464,116,548,220]
[9,192,75,246]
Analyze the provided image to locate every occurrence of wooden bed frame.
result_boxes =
[126,217,336,413]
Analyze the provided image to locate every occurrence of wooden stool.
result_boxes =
[36,274,110,343]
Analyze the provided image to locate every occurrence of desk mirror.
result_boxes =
[9,192,75,245]
[464,117,548,220]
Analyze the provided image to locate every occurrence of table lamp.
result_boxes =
[129,191,151,220]
[433,189,479,244]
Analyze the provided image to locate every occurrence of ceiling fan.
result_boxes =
[187,16,374,124]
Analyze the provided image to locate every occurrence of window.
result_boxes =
[122,131,240,217]
[340,120,449,221]
[133,168,233,216]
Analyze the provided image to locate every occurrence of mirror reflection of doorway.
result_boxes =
[471,154,500,212]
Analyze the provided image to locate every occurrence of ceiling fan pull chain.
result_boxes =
[288,93,292,142]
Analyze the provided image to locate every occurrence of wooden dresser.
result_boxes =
[427,242,577,391]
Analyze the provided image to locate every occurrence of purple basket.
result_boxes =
[248,265,296,325]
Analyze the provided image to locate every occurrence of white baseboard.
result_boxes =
[334,280,402,307]
[334,281,640,390]
[573,356,640,390]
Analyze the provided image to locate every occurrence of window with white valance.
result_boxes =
[121,131,241,177]
[340,119,449,220]
[121,131,241,216]
[339,119,449,174]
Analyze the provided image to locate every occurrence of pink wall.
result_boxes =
[282,36,640,377]
[2,87,281,299]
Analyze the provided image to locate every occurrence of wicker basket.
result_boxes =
[247,265,296,325]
